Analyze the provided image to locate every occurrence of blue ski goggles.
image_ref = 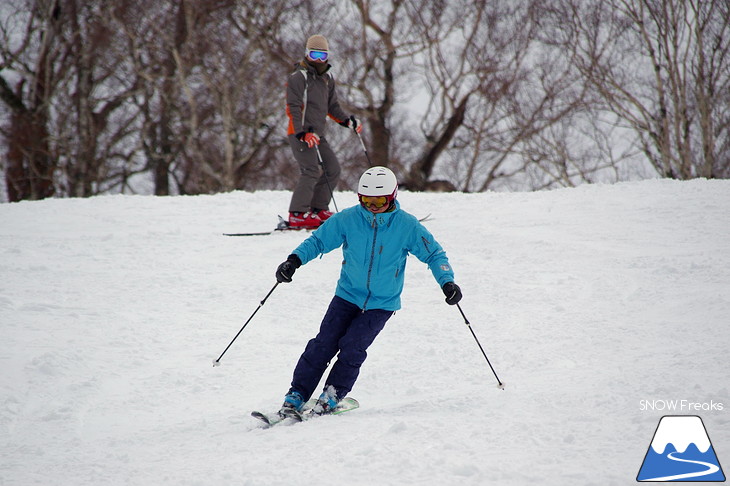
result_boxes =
[307,49,329,62]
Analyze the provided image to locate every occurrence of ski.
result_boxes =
[250,410,285,426]
[225,214,433,237]
[223,215,320,237]
[251,397,359,428]
[224,215,291,237]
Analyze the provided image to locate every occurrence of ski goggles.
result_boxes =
[359,195,390,208]
[307,49,329,62]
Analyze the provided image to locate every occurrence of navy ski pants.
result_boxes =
[290,296,394,401]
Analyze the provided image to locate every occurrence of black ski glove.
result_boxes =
[339,115,362,133]
[276,254,302,283]
[442,282,462,305]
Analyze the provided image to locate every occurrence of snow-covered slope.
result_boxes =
[1,180,729,485]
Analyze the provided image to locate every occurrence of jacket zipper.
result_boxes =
[362,216,379,311]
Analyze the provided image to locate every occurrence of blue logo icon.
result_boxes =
[637,415,725,482]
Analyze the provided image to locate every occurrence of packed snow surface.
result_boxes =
[1,179,729,485]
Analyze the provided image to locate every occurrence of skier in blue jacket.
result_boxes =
[274,166,462,417]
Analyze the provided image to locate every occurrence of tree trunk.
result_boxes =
[406,94,470,191]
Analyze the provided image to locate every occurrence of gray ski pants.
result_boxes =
[288,134,341,213]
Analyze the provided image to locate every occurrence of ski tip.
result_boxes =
[250,411,274,427]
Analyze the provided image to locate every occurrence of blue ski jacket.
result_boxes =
[291,201,455,311]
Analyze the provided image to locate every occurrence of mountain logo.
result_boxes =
[637,415,726,482]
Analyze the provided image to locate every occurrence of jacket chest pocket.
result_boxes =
[375,244,385,272]
[376,245,404,278]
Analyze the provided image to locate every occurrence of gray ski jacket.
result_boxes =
[286,61,350,137]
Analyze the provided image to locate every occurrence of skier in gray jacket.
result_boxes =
[285,34,362,229]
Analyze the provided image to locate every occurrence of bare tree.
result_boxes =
[322,0,594,192]
[55,1,141,197]
[407,0,607,191]
[3,0,727,202]
[113,0,196,196]
[1,0,146,200]
[118,0,303,195]
[548,0,730,180]
[190,0,299,192]
[1,0,59,201]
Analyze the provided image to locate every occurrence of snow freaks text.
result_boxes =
[639,400,724,412]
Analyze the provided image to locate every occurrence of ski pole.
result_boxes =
[356,131,372,166]
[455,303,505,389]
[213,282,279,367]
[314,141,339,213]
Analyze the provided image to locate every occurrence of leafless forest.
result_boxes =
[1,0,728,202]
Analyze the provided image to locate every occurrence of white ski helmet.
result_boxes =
[358,166,398,207]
